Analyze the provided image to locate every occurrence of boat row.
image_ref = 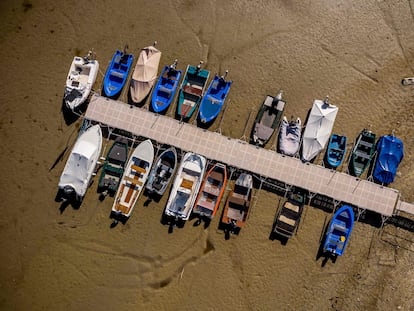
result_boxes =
[63,44,232,125]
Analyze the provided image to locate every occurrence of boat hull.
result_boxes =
[103,50,134,98]
[324,134,347,169]
[146,147,178,196]
[151,65,182,113]
[348,129,376,177]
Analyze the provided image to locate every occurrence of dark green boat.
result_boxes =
[348,129,376,177]
[97,138,129,196]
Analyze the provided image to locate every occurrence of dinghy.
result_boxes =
[111,139,154,220]
[164,152,207,222]
[348,129,376,177]
[64,51,99,111]
[130,43,162,104]
[372,134,404,185]
[193,162,228,220]
[324,134,347,169]
[146,146,178,196]
[58,124,102,203]
[278,116,301,157]
[177,62,210,120]
[251,91,285,147]
[198,71,232,124]
[151,60,182,113]
[102,48,134,98]
[322,205,354,257]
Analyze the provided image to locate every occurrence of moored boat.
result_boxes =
[221,173,253,233]
[278,116,302,157]
[322,205,354,257]
[348,129,376,177]
[198,71,232,124]
[372,134,404,185]
[177,62,210,120]
[151,60,182,113]
[324,134,347,169]
[58,124,102,203]
[111,139,154,220]
[130,43,162,104]
[97,138,129,197]
[164,152,207,222]
[251,91,286,147]
[145,146,178,196]
[301,96,338,162]
[64,51,99,111]
[193,162,228,221]
[103,48,134,98]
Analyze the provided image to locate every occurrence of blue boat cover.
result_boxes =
[373,135,404,185]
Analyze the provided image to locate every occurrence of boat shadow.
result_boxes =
[61,98,86,126]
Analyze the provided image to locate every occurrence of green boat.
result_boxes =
[348,129,376,177]
[177,62,210,120]
[97,138,129,197]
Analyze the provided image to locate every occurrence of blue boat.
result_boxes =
[198,71,232,124]
[103,49,134,98]
[322,205,354,257]
[372,134,404,185]
[324,134,347,169]
[151,60,182,113]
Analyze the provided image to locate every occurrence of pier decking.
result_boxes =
[85,94,414,217]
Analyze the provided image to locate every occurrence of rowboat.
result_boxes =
[198,72,232,124]
[177,62,210,120]
[130,43,162,104]
[348,129,376,177]
[102,48,134,98]
[324,134,347,169]
[221,173,253,233]
[278,116,301,157]
[251,91,286,147]
[164,152,207,222]
[322,205,354,257]
[193,162,228,220]
[97,138,129,197]
[64,51,99,111]
[145,146,178,196]
[372,134,404,185]
[111,139,154,220]
[57,124,102,203]
[151,60,182,113]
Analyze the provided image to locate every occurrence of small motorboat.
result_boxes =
[177,62,210,120]
[111,139,154,221]
[324,134,347,169]
[192,162,228,220]
[58,124,102,203]
[322,205,354,257]
[151,60,182,113]
[251,91,286,147]
[63,51,99,111]
[102,47,134,98]
[145,146,178,196]
[348,129,376,177]
[198,71,232,124]
[130,43,162,104]
[278,116,301,157]
[372,134,404,185]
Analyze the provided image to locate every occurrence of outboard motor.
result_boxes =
[62,185,76,201]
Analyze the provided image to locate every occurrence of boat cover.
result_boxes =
[373,135,404,185]
[302,99,338,162]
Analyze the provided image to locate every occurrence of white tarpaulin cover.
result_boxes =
[58,125,102,197]
[301,99,338,162]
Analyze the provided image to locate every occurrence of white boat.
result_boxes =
[58,124,102,202]
[301,96,338,162]
[111,139,154,219]
[130,43,162,104]
[64,51,99,110]
[278,116,302,157]
[164,152,207,221]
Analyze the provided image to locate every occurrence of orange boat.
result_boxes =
[221,173,253,233]
[193,162,227,220]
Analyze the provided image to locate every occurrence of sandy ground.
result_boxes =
[1,0,414,310]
